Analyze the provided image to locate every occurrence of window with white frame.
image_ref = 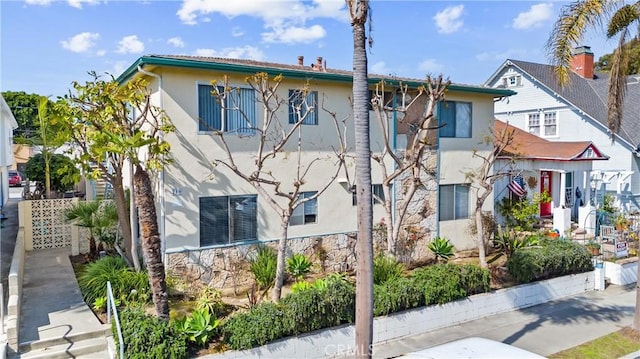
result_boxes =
[439,184,469,221]
[528,113,540,135]
[502,75,522,88]
[544,112,557,136]
[289,90,318,125]
[438,101,472,138]
[291,191,318,225]
[198,84,256,134]
[199,195,257,246]
[352,184,385,206]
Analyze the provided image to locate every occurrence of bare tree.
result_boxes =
[370,78,449,257]
[205,73,348,301]
[465,122,518,268]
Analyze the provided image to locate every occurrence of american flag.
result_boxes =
[508,175,527,198]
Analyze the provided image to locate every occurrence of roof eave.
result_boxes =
[117,56,516,97]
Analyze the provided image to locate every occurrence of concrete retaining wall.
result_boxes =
[206,271,595,359]
[604,259,638,285]
[6,228,25,351]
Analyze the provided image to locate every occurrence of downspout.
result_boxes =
[391,95,397,225]
[137,64,167,263]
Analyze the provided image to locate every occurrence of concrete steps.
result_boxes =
[15,326,111,359]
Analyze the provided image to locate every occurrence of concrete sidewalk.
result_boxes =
[19,248,107,345]
[373,284,637,358]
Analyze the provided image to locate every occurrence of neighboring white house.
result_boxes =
[485,46,640,213]
[0,93,18,209]
[494,120,608,234]
[116,55,513,285]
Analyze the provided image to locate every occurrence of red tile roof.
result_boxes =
[495,120,608,161]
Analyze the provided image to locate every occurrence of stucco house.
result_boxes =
[486,46,640,215]
[1,93,18,209]
[494,119,608,234]
[116,55,513,285]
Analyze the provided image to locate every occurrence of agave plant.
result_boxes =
[286,253,313,281]
[428,237,455,263]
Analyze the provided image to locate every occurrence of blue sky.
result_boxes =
[0,0,620,98]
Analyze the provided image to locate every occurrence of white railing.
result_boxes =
[106,281,124,359]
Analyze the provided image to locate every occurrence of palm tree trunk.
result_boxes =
[44,152,52,199]
[350,0,374,357]
[133,165,169,321]
[272,215,290,301]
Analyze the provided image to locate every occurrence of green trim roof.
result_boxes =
[117,55,516,97]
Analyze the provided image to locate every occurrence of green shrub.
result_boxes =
[176,308,220,346]
[373,254,404,285]
[507,238,593,283]
[222,302,289,350]
[374,263,490,316]
[412,263,490,305]
[428,237,455,263]
[196,287,226,317]
[374,277,424,316]
[249,246,277,289]
[116,308,187,359]
[490,226,540,263]
[222,277,355,350]
[286,253,313,280]
[78,256,150,305]
[291,281,312,293]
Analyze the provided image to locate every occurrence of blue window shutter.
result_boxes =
[305,91,318,125]
[289,90,299,124]
[239,88,256,135]
[198,85,222,131]
[199,196,229,246]
[225,88,241,132]
[438,101,455,137]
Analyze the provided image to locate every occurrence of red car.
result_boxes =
[8,171,22,187]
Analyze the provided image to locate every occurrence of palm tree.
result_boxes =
[546,0,639,137]
[133,164,169,321]
[347,0,374,357]
[64,200,101,259]
[547,0,640,331]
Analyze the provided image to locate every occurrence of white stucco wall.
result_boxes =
[136,65,501,253]
[438,92,496,250]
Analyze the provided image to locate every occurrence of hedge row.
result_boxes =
[506,238,593,283]
[223,263,491,350]
[222,276,355,350]
[374,263,491,316]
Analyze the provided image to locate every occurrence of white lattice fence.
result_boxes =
[20,199,80,250]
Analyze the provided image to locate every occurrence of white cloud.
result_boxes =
[60,32,100,53]
[26,0,102,8]
[194,46,265,61]
[513,3,553,30]
[231,26,244,37]
[96,49,106,57]
[370,61,390,75]
[418,59,444,73]
[116,35,144,54]
[111,61,129,77]
[433,5,464,34]
[262,24,326,44]
[176,0,345,44]
[25,0,53,5]
[67,0,100,9]
[167,37,185,48]
[475,49,527,62]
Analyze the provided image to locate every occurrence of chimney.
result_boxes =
[316,56,323,71]
[297,55,304,66]
[570,46,594,79]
